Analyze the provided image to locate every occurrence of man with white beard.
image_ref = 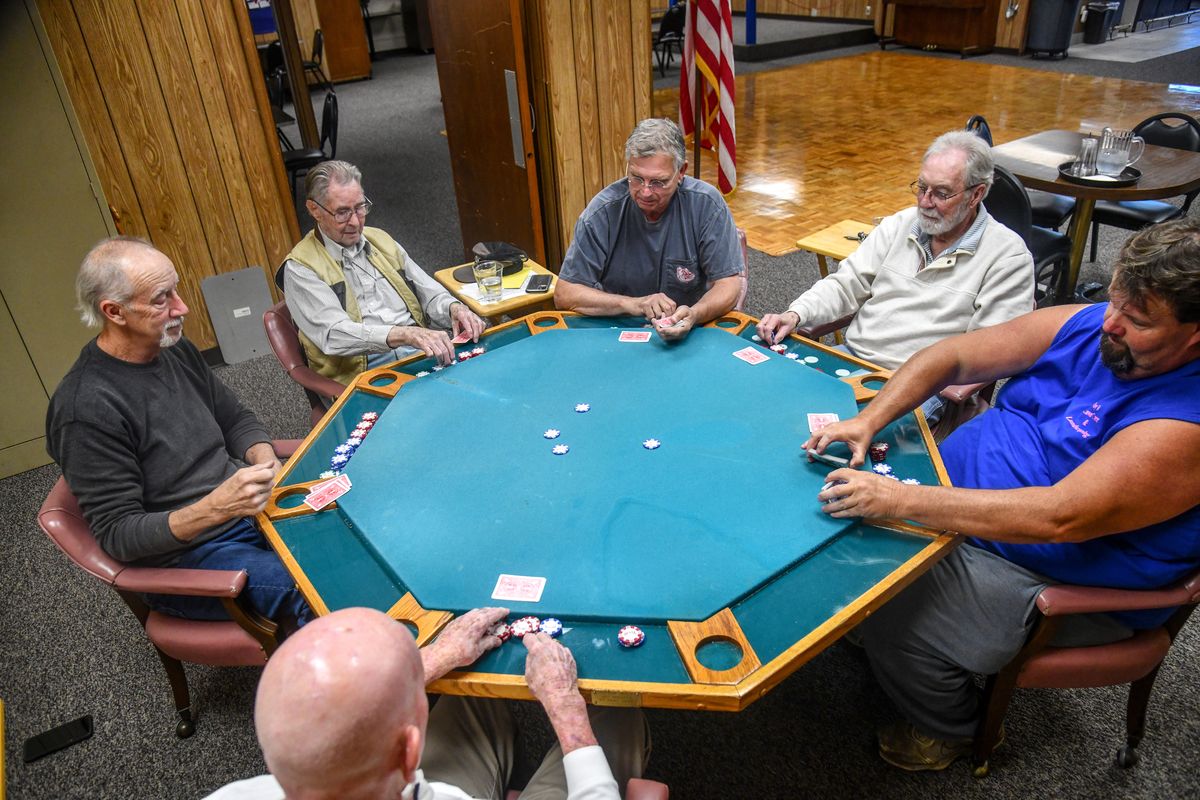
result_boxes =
[46,237,311,626]
[758,130,1034,424]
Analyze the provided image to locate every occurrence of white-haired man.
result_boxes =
[758,130,1035,424]
[46,237,310,625]
[555,118,743,341]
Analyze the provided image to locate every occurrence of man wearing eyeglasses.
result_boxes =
[758,130,1034,425]
[280,160,487,386]
[555,118,743,341]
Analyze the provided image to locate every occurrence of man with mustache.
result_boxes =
[46,237,311,626]
[807,219,1200,771]
[758,130,1035,425]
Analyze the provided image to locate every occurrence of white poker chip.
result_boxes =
[901,478,921,485]
[540,618,564,638]
[543,429,561,439]
[432,365,444,371]
[835,368,851,377]
[552,444,570,455]
[642,438,661,450]
[472,346,486,355]
[786,352,800,360]
[872,463,895,476]
[804,356,819,364]
[574,403,590,413]
[770,343,787,353]
[751,334,762,342]
[415,370,430,377]
[617,625,645,648]
[886,474,901,481]
[361,412,379,421]
[319,470,337,479]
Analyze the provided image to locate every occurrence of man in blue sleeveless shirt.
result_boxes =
[806,219,1200,771]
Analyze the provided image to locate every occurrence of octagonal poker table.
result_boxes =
[259,311,958,711]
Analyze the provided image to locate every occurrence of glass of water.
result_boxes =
[472,259,503,303]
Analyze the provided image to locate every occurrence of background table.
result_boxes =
[259,312,958,711]
[795,218,878,279]
[434,258,557,322]
[993,130,1200,303]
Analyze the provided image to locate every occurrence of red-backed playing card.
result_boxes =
[491,574,546,602]
[618,331,653,343]
[451,332,472,344]
[732,346,769,365]
[304,474,353,511]
[807,413,840,433]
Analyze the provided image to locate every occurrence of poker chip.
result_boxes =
[432,364,444,371]
[552,444,570,455]
[353,423,373,436]
[458,350,474,360]
[415,370,430,377]
[834,368,851,377]
[318,470,337,480]
[868,442,890,462]
[642,438,661,450]
[510,616,542,638]
[345,436,364,449]
[489,622,512,643]
[885,473,901,481]
[472,346,486,355]
[872,463,894,476]
[333,444,354,457]
[803,356,819,364]
[540,618,564,638]
[770,343,787,353]
[617,625,645,648]
[543,429,561,439]
[786,352,800,360]
[330,453,350,469]
[901,478,921,485]
[361,412,379,421]
[574,403,590,413]
[751,334,762,342]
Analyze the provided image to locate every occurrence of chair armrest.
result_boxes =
[113,566,249,598]
[289,363,346,400]
[1036,577,1200,617]
[939,382,990,404]
[273,439,302,459]
[795,314,855,340]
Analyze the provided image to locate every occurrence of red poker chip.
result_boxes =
[617,625,645,648]
[511,616,542,638]
[869,441,890,461]
[489,622,512,642]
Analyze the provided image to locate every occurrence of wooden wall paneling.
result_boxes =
[73,0,218,347]
[140,1,246,275]
[36,0,148,238]
[591,1,635,183]
[206,0,300,272]
[571,2,605,201]
[293,0,320,65]
[631,0,653,123]
[175,1,275,284]
[994,2,1029,51]
[522,0,560,264]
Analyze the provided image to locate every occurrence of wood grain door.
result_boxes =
[428,0,544,263]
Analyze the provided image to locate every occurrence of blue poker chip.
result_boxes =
[330,453,350,469]
[333,444,354,457]
[345,436,364,449]
[540,618,564,638]
[871,463,894,476]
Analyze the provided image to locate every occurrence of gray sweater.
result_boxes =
[46,338,270,566]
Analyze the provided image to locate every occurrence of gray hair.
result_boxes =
[306,160,362,204]
[1112,218,1200,324]
[76,236,155,327]
[924,130,994,196]
[625,118,686,171]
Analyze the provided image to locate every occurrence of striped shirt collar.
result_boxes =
[908,204,990,267]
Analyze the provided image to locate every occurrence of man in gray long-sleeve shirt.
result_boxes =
[46,237,311,625]
[279,160,486,387]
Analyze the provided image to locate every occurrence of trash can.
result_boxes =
[1026,0,1083,59]
[1084,2,1120,44]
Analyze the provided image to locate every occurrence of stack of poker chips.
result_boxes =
[329,412,378,473]
[868,441,890,463]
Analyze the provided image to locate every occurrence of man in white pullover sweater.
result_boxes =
[758,131,1034,423]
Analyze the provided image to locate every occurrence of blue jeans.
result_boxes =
[146,519,313,626]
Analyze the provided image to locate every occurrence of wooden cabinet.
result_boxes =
[881,0,1001,56]
[315,0,371,81]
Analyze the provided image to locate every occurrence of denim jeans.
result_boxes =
[146,518,313,626]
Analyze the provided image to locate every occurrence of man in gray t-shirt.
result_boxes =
[555,118,742,341]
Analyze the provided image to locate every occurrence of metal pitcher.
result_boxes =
[1097,127,1145,176]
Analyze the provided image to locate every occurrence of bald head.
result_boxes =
[76,236,159,327]
[255,608,428,800]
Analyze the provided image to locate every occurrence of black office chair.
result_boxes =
[654,4,687,77]
[1088,112,1200,262]
[967,114,1075,231]
[278,91,338,198]
[988,165,1072,308]
[304,29,335,95]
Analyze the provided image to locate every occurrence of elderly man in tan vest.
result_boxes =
[279,160,486,386]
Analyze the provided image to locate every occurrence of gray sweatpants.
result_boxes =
[419,695,650,799]
[862,543,1132,740]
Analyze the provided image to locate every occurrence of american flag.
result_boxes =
[680,0,737,194]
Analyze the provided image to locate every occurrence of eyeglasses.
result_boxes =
[909,181,979,204]
[315,198,373,223]
[627,173,677,192]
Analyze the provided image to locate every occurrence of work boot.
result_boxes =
[877,721,973,771]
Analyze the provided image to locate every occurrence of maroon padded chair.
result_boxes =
[507,777,668,799]
[36,442,300,738]
[971,567,1200,777]
[263,300,345,429]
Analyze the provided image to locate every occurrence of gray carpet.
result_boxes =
[5,43,1199,800]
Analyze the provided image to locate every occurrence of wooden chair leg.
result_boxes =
[151,645,196,739]
[972,670,1017,777]
[1118,662,1164,768]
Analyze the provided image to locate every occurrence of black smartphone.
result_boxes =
[23,715,94,763]
[526,274,553,294]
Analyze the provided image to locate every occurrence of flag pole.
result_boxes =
[692,3,701,177]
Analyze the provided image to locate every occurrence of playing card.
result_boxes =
[451,332,472,344]
[732,346,769,365]
[807,413,840,433]
[491,574,546,602]
[618,330,653,343]
[304,474,353,511]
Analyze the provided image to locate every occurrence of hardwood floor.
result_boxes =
[654,51,1200,255]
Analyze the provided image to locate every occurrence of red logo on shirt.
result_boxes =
[675,266,696,283]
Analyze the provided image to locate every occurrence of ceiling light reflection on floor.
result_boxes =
[742,179,800,201]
